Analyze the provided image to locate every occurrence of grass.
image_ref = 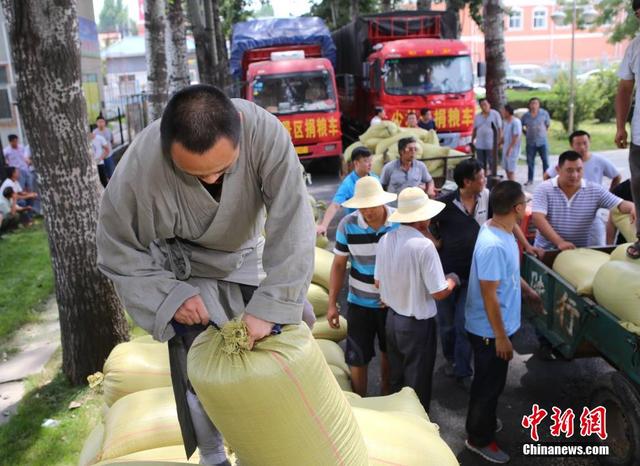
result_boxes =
[0,222,54,340]
[0,350,102,466]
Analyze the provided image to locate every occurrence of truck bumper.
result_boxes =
[296,140,343,160]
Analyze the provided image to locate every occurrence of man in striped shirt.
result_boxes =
[327,176,398,396]
[532,150,636,250]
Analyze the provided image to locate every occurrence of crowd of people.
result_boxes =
[317,85,638,463]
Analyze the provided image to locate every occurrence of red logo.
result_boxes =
[523,405,607,441]
[521,404,548,442]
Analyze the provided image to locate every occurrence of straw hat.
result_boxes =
[341,176,397,209]
[388,187,445,223]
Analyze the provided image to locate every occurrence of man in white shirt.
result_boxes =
[0,167,36,223]
[615,1,640,259]
[3,134,33,191]
[375,187,459,411]
[89,129,110,187]
[370,107,386,126]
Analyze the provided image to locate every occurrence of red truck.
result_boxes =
[230,18,343,162]
[333,10,476,152]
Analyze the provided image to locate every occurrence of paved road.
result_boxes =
[307,149,632,465]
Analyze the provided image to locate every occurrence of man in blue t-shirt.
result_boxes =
[521,97,551,185]
[464,181,542,464]
[316,147,379,236]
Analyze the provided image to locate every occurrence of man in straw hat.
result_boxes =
[374,187,459,411]
[327,176,398,396]
[464,181,542,464]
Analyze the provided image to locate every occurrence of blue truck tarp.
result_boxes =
[230,17,336,79]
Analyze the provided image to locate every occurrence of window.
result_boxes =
[533,8,548,29]
[0,89,12,119]
[509,9,523,30]
[0,65,9,85]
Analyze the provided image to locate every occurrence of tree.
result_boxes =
[594,0,638,44]
[0,0,128,385]
[166,0,191,93]
[254,1,274,18]
[145,0,169,119]
[187,0,216,84]
[482,0,506,112]
[98,0,132,34]
[417,0,432,9]
[309,0,378,30]
[212,0,229,87]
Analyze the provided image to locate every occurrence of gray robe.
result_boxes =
[96,99,315,456]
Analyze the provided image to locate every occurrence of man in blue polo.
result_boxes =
[326,176,398,396]
[317,147,378,236]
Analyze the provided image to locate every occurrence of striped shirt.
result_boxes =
[532,177,622,249]
[334,206,398,308]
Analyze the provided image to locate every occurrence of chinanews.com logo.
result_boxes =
[521,404,610,457]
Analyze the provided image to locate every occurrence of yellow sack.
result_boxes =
[313,247,334,289]
[102,342,172,406]
[372,153,386,176]
[362,137,383,152]
[610,243,638,265]
[316,338,349,374]
[345,387,428,420]
[307,283,329,317]
[329,364,353,392]
[315,234,330,250]
[100,387,182,461]
[354,408,459,466]
[94,446,200,465]
[131,335,157,344]
[312,315,348,342]
[593,261,640,326]
[425,160,446,178]
[552,248,611,295]
[187,322,368,466]
[611,207,637,243]
[359,121,399,142]
[79,423,105,466]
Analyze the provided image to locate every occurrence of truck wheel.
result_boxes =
[591,372,640,466]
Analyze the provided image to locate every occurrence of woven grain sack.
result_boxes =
[313,247,334,289]
[372,153,386,176]
[611,207,637,243]
[363,137,383,151]
[316,234,330,250]
[345,387,427,420]
[316,338,348,373]
[102,342,171,406]
[100,386,182,461]
[593,261,640,326]
[93,446,200,465]
[353,408,459,466]
[329,364,353,392]
[131,335,157,344]
[307,283,329,317]
[312,314,348,342]
[359,121,398,142]
[552,248,611,295]
[425,159,446,178]
[187,322,368,466]
[79,423,105,466]
[610,243,639,265]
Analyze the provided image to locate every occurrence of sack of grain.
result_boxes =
[130,335,157,344]
[329,364,353,392]
[552,248,611,295]
[93,446,200,465]
[316,338,348,374]
[353,408,459,466]
[102,342,172,406]
[371,153,386,176]
[307,283,330,317]
[187,322,368,466]
[312,247,334,289]
[79,423,105,466]
[345,387,427,420]
[100,387,182,461]
[359,121,399,142]
[593,261,640,326]
[312,315,348,342]
[315,234,330,250]
[610,243,638,265]
[611,206,637,243]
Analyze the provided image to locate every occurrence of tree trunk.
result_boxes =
[0,0,128,385]
[329,0,338,28]
[166,0,190,94]
[350,0,359,18]
[483,0,506,112]
[187,0,215,84]
[380,0,392,12]
[446,0,462,38]
[416,0,431,10]
[145,0,169,120]
[211,0,228,88]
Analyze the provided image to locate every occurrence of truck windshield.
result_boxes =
[251,70,337,115]
[383,56,473,95]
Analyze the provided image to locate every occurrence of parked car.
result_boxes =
[509,64,545,81]
[576,69,604,83]
[505,75,551,91]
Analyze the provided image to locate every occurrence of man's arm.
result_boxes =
[247,108,316,327]
[317,202,340,236]
[513,224,544,258]
[479,280,512,360]
[532,212,574,250]
[610,174,622,192]
[617,200,637,225]
[606,214,617,244]
[327,255,348,329]
[615,79,634,148]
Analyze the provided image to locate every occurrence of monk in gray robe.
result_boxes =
[96,85,315,465]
